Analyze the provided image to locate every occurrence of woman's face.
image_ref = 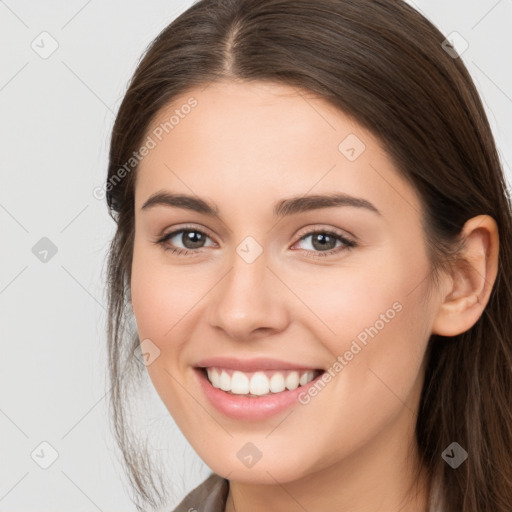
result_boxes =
[130,80,443,483]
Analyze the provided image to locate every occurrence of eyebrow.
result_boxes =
[141,191,382,217]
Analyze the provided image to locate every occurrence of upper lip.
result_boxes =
[194,357,323,373]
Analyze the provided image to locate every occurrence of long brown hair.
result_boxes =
[104,1,512,510]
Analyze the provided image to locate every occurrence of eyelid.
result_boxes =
[294,223,356,242]
[159,223,217,242]
[158,224,354,244]
[156,223,357,255]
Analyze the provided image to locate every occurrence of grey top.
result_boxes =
[171,473,229,512]
[171,471,444,512]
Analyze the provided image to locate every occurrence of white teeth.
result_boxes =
[231,371,249,394]
[249,372,270,395]
[285,372,299,390]
[205,367,318,396]
[219,370,231,391]
[207,368,216,387]
[299,370,315,386]
[269,372,286,393]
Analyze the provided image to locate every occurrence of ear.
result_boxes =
[431,215,499,337]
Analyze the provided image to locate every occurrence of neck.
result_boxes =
[224,406,431,512]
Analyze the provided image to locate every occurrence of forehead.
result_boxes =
[135,80,422,222]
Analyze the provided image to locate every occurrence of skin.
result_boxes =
[129,79,499,512]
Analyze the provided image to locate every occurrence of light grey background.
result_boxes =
[1,1,511,511]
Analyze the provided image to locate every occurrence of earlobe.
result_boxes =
[431,215,499,337]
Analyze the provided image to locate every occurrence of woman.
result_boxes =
[104,0,512,510]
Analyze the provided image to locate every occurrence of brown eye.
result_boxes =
[294,229,357,258]
[156,226,215,254]
[175,230,207,249]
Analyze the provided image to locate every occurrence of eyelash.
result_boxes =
[154,224,357,259]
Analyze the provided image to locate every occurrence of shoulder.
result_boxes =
[170,473,229,512]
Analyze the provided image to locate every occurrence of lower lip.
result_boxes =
[194,368,324,421]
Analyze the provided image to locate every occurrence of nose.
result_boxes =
[207,248,289,341]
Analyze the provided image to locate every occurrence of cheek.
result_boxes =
[293,270,432,465]
[284,254,418,341]
[130,244,207,343]
[129,245,202,418]
[299,246,432,389]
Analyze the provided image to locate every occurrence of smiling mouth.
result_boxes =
[200,367,325,397]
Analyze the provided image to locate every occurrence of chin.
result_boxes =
[200,450,313,485]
